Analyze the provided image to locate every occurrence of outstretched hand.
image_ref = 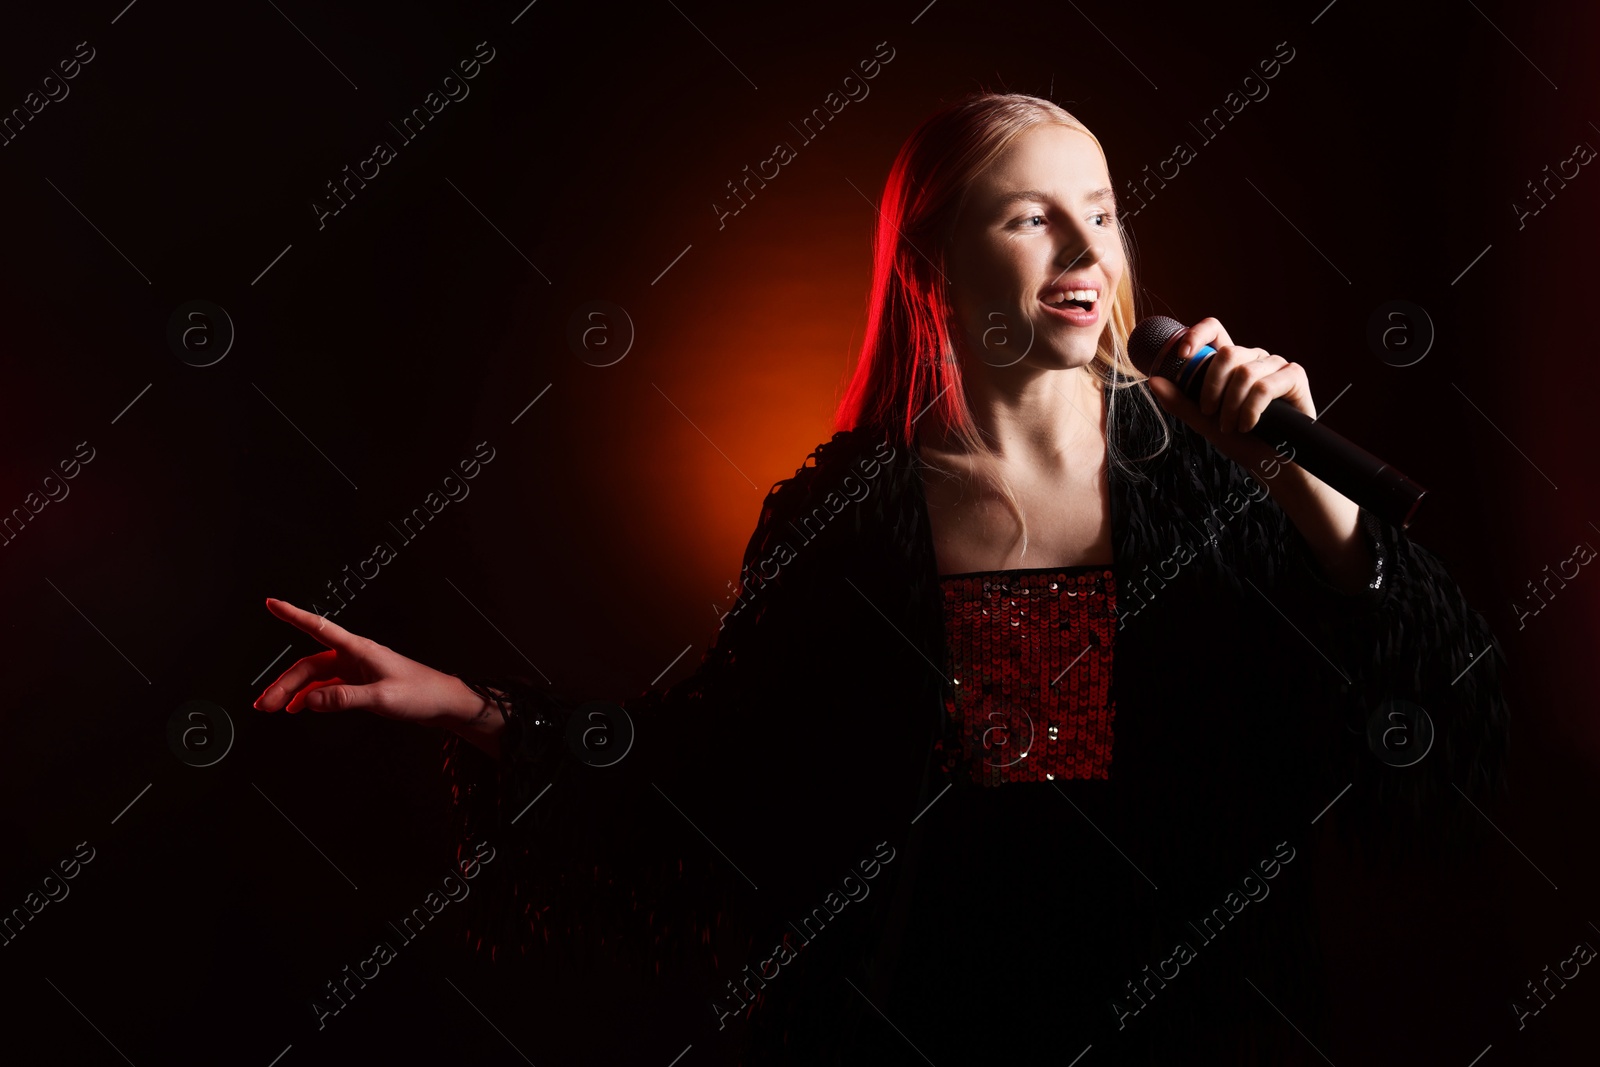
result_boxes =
[252,598,485,728]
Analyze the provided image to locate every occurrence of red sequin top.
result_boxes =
[939,563,1118,786]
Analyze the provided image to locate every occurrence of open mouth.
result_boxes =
[1041,287,1099,312]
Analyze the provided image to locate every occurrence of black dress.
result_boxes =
[845,561,1322,1065]
[441,383,1510,1065]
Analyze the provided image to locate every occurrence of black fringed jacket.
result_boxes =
[442,381,1509,1064]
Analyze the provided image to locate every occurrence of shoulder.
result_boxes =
[1105,380,1196,477]
[802,425,901,476]
[765,426,901,512]
[737,426,903,572]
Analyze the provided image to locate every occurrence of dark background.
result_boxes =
[1,0,1595,1063]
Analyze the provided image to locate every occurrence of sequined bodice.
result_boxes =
[938,564,1118,786]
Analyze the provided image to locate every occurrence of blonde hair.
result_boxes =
[834,91,1169,559]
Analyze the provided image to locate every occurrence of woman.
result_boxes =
[254,94,1508,1064]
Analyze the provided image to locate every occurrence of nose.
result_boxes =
[1053,221,1101,274]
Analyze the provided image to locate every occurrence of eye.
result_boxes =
[1092,211,1117,228]
[1020,214,1048,228]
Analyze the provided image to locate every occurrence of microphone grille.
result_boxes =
[1127,315,1186,378]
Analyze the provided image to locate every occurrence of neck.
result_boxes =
[925,362,1106,471]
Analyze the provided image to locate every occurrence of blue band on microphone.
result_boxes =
[1174,344,1216,395]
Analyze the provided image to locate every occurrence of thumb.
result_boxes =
[1146,374,1204,426]
[1146,374,1180,407]
[306,684,362,712]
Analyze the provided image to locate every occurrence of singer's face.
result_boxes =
[945,124,1122,370]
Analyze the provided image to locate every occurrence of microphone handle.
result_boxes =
[1177,345,1427,530]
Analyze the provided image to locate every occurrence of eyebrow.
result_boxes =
[993,187,1118,210]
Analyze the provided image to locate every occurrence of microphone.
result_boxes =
[1127,315,1427,530]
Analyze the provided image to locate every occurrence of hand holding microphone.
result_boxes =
[1137,316,1313,463]
[1131,315,1426,529]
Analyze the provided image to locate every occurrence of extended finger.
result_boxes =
[302,680,391,714]
[287,677,348,714]
[255,649,338,712]
[265,598,364,652]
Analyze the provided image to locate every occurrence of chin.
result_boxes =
[1037,337,1100,368]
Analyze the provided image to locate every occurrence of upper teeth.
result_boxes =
[1047,289,1097,305]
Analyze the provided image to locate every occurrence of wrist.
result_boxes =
[439,674,506,758]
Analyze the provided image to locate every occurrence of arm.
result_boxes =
[1244,459,1372,595]
[1143,322,1508,806]
[437,677,508,759]
[1141,318,1374,596]
[436,431,862,973]
[1171,411,1511,858]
